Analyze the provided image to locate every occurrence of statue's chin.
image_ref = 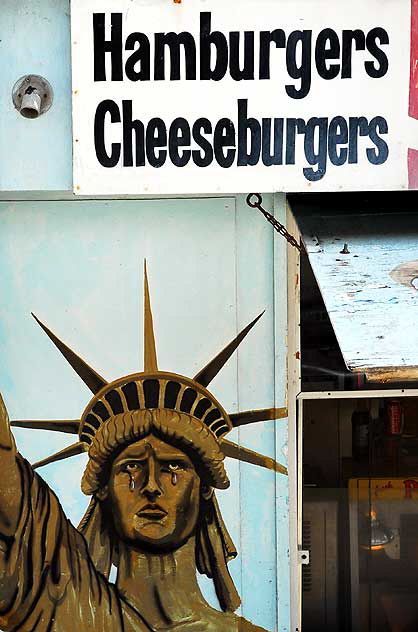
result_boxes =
[114,513,196,553]
[120,527,194,555]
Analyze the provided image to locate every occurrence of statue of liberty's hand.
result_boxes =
[0,392,16,453]
[0,392,20,536]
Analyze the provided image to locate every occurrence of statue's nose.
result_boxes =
[141,457,162,499]
[143,486,162,501]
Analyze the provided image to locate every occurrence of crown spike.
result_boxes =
[31,313,108,395]
[143,261,158,372]
[229,407,288,428]
[11,419,80,435]
[221,439,288,475]
[194,311,265,388]
[32,441,87,469]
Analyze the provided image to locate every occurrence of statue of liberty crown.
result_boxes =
[11,264,288,478]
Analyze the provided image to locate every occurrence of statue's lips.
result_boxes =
[136,504,168,521]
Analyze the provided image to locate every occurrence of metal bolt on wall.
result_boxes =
[12,75,53,119]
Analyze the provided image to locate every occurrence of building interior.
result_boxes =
[297,193,418,632]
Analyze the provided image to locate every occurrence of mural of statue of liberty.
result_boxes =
[0,266,287,632]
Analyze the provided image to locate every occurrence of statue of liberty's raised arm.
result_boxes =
[0,265,287,632]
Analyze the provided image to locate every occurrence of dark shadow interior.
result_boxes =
[294,195,418,632]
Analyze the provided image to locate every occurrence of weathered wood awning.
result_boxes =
[294,206,418,382]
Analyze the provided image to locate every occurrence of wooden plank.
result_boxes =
[296,211,418,376]
[286,204,302,632]
[235,193,289,630]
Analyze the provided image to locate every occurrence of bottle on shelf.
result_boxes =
[384,399,403,436]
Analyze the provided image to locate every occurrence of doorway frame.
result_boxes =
[286,202,418,631]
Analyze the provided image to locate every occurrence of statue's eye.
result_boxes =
[124,462,141,472]
[161,462,182,473]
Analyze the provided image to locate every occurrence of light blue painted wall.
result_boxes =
[0,2,290,630]
[0,196,289,631]
[0,0,72,191]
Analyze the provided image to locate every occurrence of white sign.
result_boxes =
[71,0,417,195]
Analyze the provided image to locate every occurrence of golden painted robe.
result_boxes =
[0,457,267,632]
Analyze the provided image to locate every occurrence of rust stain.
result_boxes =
[295,351,300,360]
[390,260,418,290]
[361,365,418,382]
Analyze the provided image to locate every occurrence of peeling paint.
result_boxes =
[295,211,418,373]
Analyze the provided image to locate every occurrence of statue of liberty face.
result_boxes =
[103,434,201,551]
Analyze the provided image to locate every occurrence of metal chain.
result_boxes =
[246,193,305,254]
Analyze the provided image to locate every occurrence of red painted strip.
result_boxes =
[410,0,418,118]
[409,1,418,186]
[408,148,418,188]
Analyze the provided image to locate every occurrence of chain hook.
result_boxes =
[246,193,263,209]
[246,192,305,255]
